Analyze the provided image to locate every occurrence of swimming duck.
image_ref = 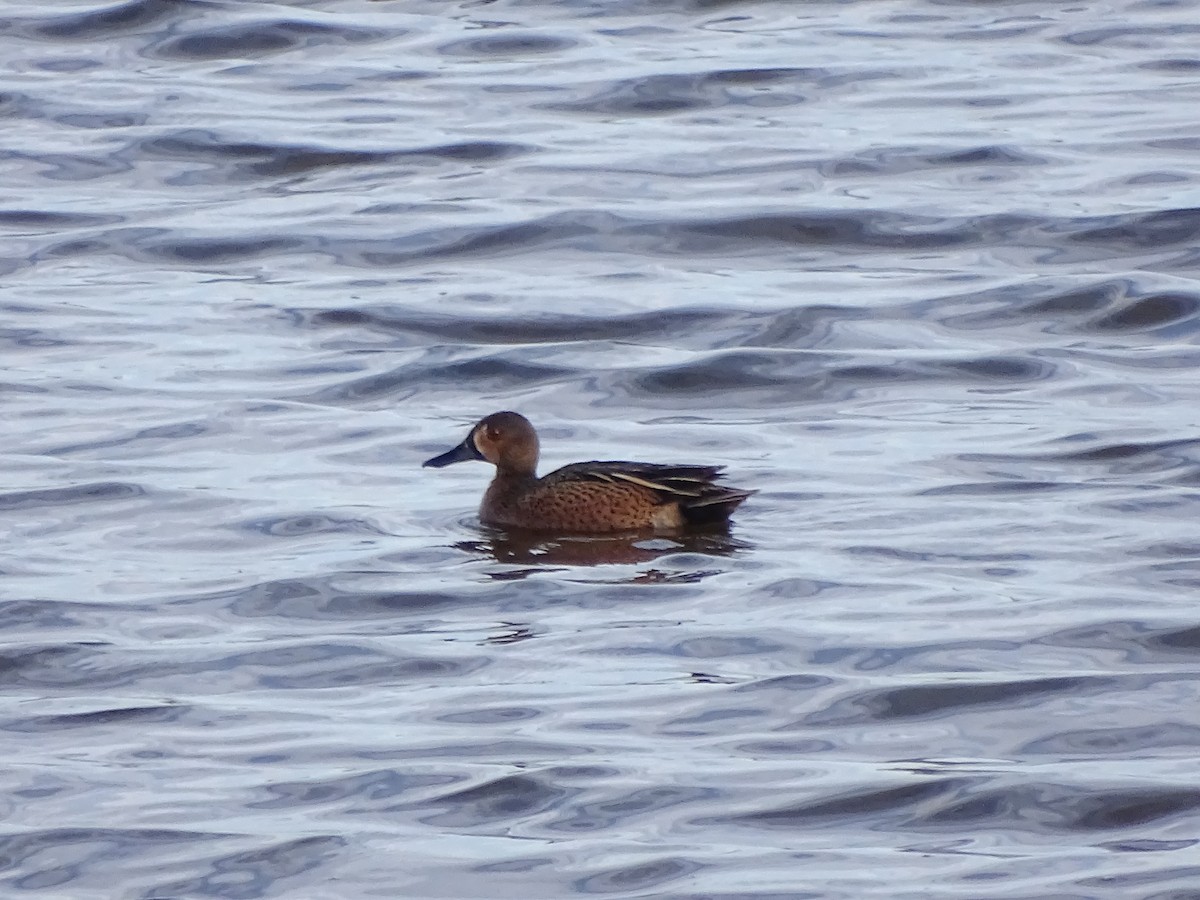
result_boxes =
[423,411,754,533]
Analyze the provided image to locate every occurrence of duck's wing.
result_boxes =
[542,461,727,499]
[539,460,755,527]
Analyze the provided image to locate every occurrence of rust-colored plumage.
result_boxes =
[423,411,754,533]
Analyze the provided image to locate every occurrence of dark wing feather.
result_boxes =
[543,461,726,499]
[541,460,754,526]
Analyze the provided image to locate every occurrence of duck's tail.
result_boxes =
[679,485,756,525]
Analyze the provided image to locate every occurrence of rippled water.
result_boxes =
[5,0,1200,897]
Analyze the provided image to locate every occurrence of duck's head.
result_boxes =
[423,410,539,477]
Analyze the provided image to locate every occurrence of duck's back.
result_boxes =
[482,460,753,532]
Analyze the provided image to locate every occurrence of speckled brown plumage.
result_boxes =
[423,411,754,534]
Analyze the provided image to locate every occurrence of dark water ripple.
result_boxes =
[150,20,388,62]
[138,129,528,182]
[203,576,467,620]
[307,280,1200,352]
[301,344,1065,411]
[7,0,1200,896]
[541,66,868,115]
[802,675,1107,725]
[439,32,580,58]
[936,277,1200,336]
[18,208,1200,274]
[0,481,146,511]
[0,209,122,230]
[3,702,187,733]
[0,632,486,693]
[144,836,347,900]
[17,0,181,40]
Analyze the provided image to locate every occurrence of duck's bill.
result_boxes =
[423,438,484,468]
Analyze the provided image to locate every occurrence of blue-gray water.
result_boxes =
[5,1,1200,897]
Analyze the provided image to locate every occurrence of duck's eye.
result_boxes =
[486,425,502,441]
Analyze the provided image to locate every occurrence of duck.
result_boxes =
[423,411,754,533]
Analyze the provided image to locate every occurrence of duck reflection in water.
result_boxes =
[424,411,755,534]
[454,523,750,574]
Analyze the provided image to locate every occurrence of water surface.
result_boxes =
[5,0,1200,897]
